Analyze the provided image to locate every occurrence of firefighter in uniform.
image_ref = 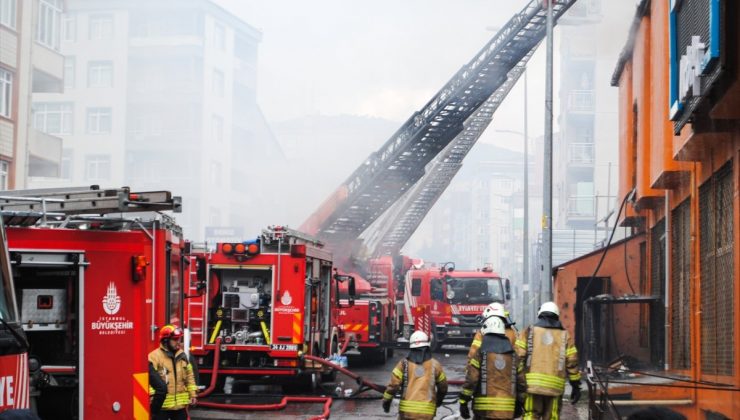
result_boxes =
[515,302,581,420]
[459,316,524,419]
[148,325,198,420]
[468,302,517,360]
[382,331,448,419]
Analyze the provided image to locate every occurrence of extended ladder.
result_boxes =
[302,0,577,255]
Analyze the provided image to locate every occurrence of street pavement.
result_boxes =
[191,345,587,419]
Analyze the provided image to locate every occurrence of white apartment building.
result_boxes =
[30,0,283,239]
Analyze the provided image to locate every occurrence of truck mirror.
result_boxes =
[504,278,511,300]
[348,277,356,297]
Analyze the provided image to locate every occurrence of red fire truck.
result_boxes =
[0,215,29,414]
[402,264,511,350]
[185,226,356,391]
[0,186,183,420]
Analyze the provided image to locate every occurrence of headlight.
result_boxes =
[451,317,460,324]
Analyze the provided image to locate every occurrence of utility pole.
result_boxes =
[542,0,554,302]
[522,70,530,326]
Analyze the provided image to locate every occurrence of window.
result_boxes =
[411,278,422,297]
[211,115,223,142]
[33,102,72,135]
[61,149,72,179]
[650,219,666,367]
[0,68,11,118]
[0,161,7,189]
[36,0,62,50]
[213,22,225,50]
[63,57,75,89]
[671,199,691,369]
[208,207,221,226]
[699,161,734,376]
[212,69,224,97]
[0,0,16,30]
[87,61,113,87]
[84,154,110,180]
[209,161,221,185]
[88,14,114,40]
[430,278,444,301]
[86,107,112,134]
[62,14,76,41]
[639,241,648,348]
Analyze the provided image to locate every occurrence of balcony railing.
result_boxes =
[567,90,595,113]
[568,142,595,165]
[567,196,595,218]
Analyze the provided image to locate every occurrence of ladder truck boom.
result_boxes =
[302,0,577,258]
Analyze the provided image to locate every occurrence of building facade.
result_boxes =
[30,0,283,239]
[555,0,740,417]
[0,0,64,190]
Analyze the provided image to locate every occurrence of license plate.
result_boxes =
[448,330,461,336]
[270,344,298,351]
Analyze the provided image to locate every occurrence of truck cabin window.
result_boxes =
[446,277,504,304]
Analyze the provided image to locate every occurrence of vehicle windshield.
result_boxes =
[446,277,504,304]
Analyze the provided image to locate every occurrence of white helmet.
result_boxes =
[409,331,431,349]
[481,316,506,335]
[538,301,560,317]
[481,302,506,321]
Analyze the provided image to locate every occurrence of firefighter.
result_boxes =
[459,316,524,420]
[148,324,198,420]
[382,331,448,419]
[515,302,581,420]
[468,302,517,360]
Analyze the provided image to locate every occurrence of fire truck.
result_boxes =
[185,226,356,391]
[0,186,183,420]
[402,264,511,350]
[0,214,29,414]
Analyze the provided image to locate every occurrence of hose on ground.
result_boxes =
[197,396,332,420]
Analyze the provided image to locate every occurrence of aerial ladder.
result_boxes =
[301,0,578,261]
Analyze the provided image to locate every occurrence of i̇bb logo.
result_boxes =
[280,290,292,306]
[102,282,121,315]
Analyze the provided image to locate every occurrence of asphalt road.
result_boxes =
[190,345,588,419]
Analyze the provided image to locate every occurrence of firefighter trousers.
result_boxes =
[522,394,561,420]
[154,409,188,420]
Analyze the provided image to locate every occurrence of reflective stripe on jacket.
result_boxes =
[383,358,448,420]
[515,326,580,397]
[148,346,197,410]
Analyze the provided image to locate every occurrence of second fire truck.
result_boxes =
[186,226,357,390]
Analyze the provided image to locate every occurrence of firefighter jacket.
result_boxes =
[468,326,517,360]
[383,350,448,419]
[461,334,525,419]
[148,345,198,410]
[515,318,580,397]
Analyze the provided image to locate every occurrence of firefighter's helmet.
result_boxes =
[159,324,184,342]
[481,316,506,335]
[409,331,431,349]
[481,302,506,322]
[538,301,560,318]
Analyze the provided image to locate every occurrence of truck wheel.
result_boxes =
[372,347,388,365]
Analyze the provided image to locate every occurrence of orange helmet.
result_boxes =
[159,324,183,341]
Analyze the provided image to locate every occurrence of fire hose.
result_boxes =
[197,337,222,398]
[197,396,333,420]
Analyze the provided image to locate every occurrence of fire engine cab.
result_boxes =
[0,186,183,420]
[186,226,356,391]
[403,264,511,349]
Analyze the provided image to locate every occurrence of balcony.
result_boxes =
[567,196,595,218]
[28,130,62,177]
[567,90,595,113]
[561,0,602,24]
[568,142,595,165]
[31,44,64,93]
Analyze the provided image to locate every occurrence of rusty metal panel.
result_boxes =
[671,199,691,369]
[699,161,734,376]
[650,218,665,367]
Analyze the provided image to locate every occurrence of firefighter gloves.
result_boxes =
[382,398,392,413]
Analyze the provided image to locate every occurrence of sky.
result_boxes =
[214,0,554,153]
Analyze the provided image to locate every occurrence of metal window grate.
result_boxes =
[639,242,648,348]
[699,161,734,376]
[676,0,711,56]
[650,219,666,367]
[671,200,692,369]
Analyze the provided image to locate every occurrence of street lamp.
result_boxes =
[494,70,531,326]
